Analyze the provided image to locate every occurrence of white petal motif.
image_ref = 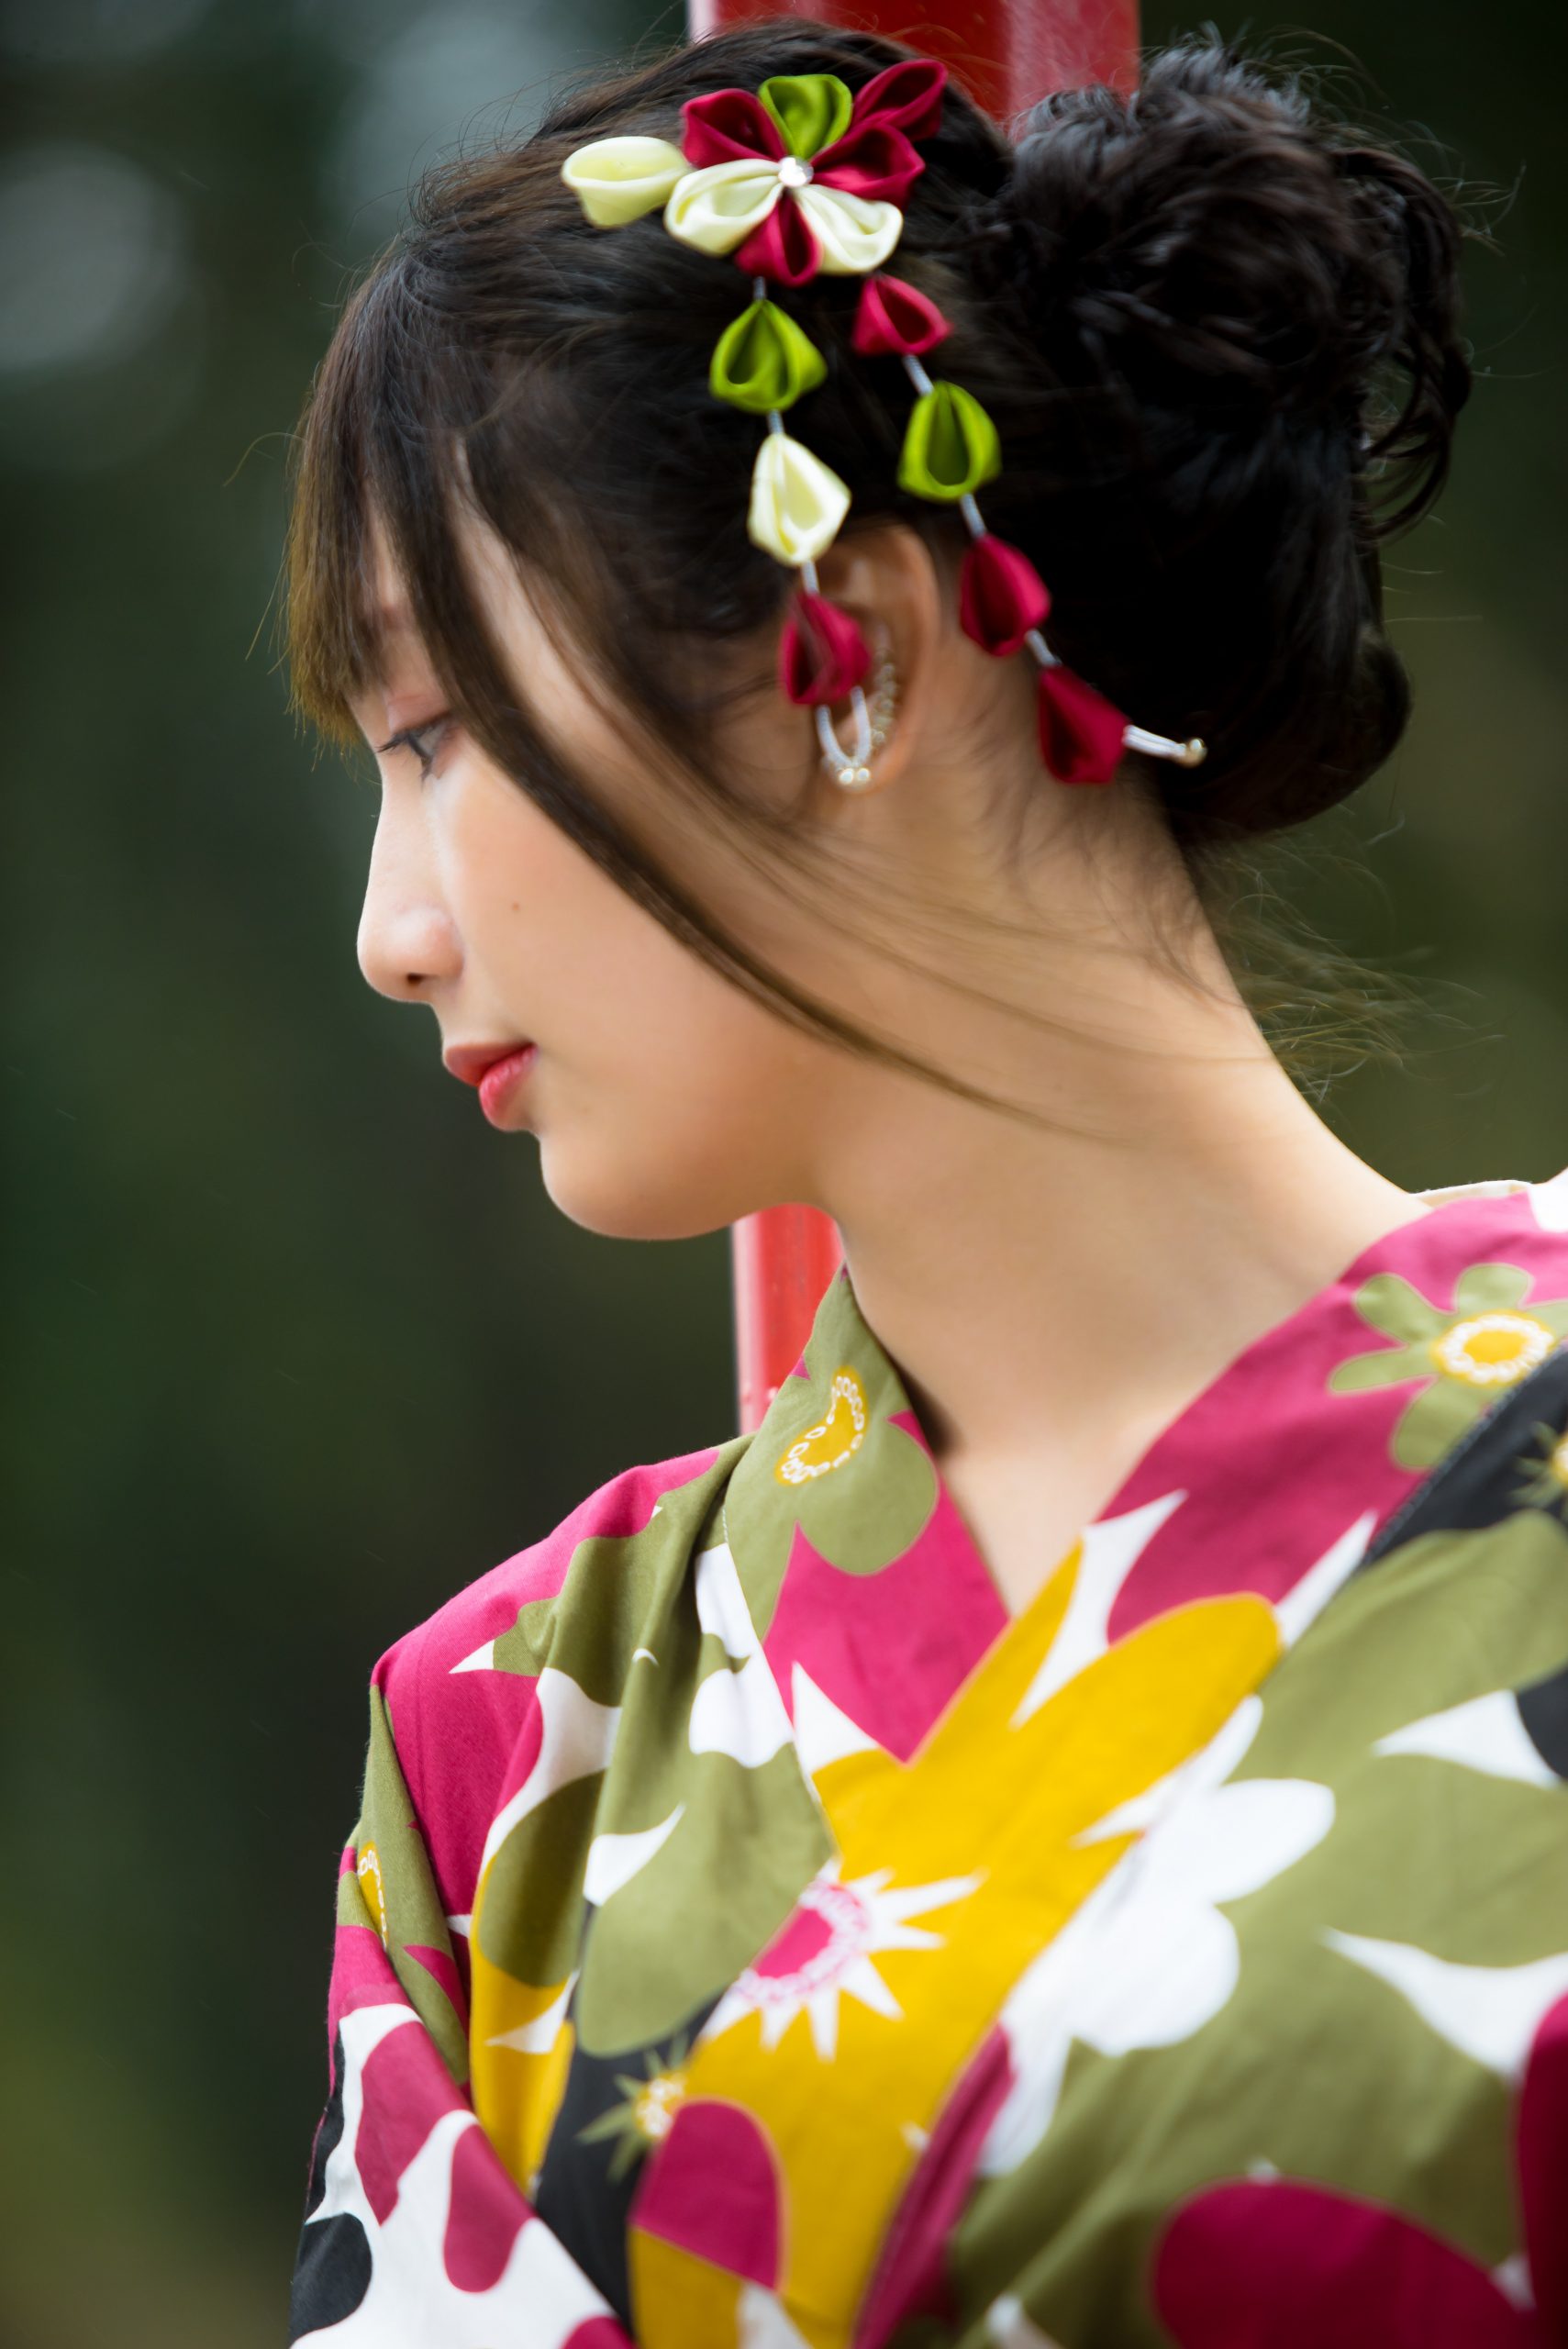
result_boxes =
[561,136,691,228]
[1323,1931,1568,2078]
[663,158,784,255]
[1373,1688,1560,1787]
[793,182,905,274]
[749,430,851,566]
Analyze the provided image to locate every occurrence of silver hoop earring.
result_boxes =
[817,642,899,792]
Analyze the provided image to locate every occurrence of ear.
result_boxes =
[802,521,946,801]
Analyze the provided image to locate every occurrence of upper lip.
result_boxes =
[442,1041,534,1085]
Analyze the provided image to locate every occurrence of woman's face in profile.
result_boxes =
[348,507,856,1242]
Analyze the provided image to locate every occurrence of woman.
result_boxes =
[283,17,1568,2347]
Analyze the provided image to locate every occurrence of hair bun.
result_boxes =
[979,41,1470,533]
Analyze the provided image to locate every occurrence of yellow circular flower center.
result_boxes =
[633,2070,686,2143]
[1431,1311,1558,1387]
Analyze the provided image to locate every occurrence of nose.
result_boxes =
[355,796,462,1004]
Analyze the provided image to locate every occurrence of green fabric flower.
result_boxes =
[757,72,853,160]
[1327,1260,1568,1469]
[709,298,827,413]
[897,380,1002,501]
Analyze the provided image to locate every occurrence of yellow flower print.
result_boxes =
[775,1365,869,1485]
[1328,1261,1568,1469]
[629,1542,1284,2349]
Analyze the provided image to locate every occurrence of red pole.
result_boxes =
[693,0,1142,1431]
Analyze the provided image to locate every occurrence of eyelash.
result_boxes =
[378,718,451,779]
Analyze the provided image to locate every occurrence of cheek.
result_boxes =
[443,763,821,1234]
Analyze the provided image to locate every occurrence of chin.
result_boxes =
[538,1140,753,1244]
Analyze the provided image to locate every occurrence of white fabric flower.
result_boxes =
[792,181,903,273]
[559,135,689,228]
[662,157,787,253]
[748,430,851,565]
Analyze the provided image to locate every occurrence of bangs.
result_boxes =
[283,269,444,747]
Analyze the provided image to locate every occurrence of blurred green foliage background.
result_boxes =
[4,0,1565,2340]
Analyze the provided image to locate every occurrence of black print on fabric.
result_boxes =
[1518,1659,1568,1782]
[534,1996,721,2325]
[289,2031,372,2340]
[1359,1341,1568,1565]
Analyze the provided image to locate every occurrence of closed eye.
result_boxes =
[376,717,452,779]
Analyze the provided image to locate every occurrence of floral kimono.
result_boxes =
[290,1168,1568,2348]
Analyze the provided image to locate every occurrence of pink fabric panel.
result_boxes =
[1106,1197,1568,1640]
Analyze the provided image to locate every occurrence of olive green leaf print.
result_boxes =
[339,1683,469,2084]
[723,1272,939,1625]
[1328,1261,1568,1468]
[1512,1419,1568,1521]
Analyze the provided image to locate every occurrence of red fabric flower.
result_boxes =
[958,534,1051,658]
[679,58,947,286]
[851,272,951,357]
[1036,664,1128,785]
[778,591,872,707]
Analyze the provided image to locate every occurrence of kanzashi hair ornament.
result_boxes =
[560,55,1207,790]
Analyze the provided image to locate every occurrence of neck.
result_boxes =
[816,911,1427,1478]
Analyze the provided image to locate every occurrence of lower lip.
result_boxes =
[477,1046,538,1126]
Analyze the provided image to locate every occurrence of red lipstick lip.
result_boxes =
[443,1041,534,1086]
[476,1046,537,1127]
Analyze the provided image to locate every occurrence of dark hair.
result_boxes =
[284,19,1473,1112]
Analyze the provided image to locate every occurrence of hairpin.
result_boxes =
[561,57,1207,787]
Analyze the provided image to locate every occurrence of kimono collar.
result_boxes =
[719,1173,1568,1763]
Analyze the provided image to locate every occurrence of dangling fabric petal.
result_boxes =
[778,592,871,706]
[757,72,853,160]
[851,272,950,356]
[665,159,785,256]
[846,56,948,139]
[809,124,926,207]
[897,380,1003,500]
[749,431,851,566]
[560,136,691,227]
[680,88,785,170]
[959,534,1051,657]
[709,299,827,413]
[794,183,904,275]
[1037,665,1128,785]
[734,192,822,285]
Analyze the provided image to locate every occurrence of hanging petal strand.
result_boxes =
[897,380,1003,500]
[1037,665,1128,785]
[779,592,872,706]
[664,159,785,256]
[560,136,691,227]
[793,183,904,276]
[959,535,1051,657]
[749,432,851,566]
[851,272,951,356]
[709,300,827,413]
[680,88,785,169]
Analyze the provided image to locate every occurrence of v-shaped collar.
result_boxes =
[722,1171,1568,1763]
